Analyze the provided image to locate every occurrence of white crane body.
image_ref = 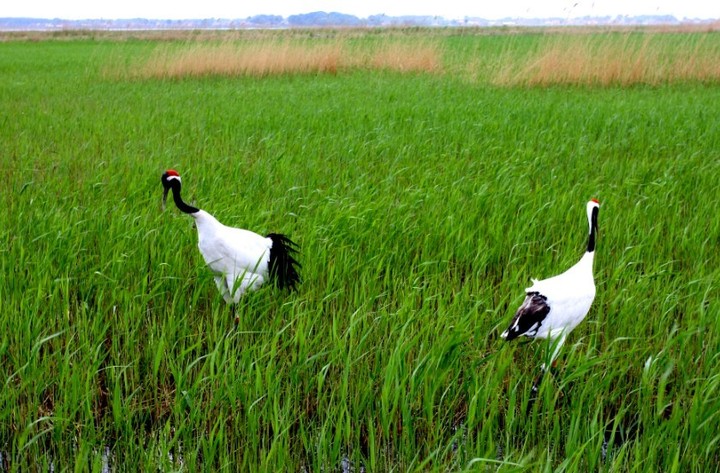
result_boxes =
[161,170,300,304]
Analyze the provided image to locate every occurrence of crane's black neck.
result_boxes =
[586,207,599,253]
[170,182,200,214]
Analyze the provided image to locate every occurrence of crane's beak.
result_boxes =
[162,187,169,211]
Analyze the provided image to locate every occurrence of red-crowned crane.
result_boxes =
[161,169,300,304]
[501,199,600,400]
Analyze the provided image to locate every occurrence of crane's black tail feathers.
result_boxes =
[267,233,301,291]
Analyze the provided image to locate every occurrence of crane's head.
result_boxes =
[161,169,181,211]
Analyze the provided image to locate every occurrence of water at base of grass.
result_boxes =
[0,444,183,472]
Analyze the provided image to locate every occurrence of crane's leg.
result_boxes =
[527,368,546,413]
[214,276,234,304]
[541,333,567,371]
[528,334,567,414]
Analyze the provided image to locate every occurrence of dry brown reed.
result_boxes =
[140,42,342,77]
[489,32,720,87]
[130,39,441,79]
[83,27,720,86]
[369,42,441,73]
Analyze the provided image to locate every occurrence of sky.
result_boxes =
[2,1,718,21]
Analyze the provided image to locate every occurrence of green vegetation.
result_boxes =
[1,29,719,471]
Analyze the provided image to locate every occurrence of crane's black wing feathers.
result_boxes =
[503,292,551,341]
[267,233,301,291]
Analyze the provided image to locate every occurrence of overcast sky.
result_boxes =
[2,1,717,21]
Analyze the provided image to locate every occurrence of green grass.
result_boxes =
[1,30,719,471]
